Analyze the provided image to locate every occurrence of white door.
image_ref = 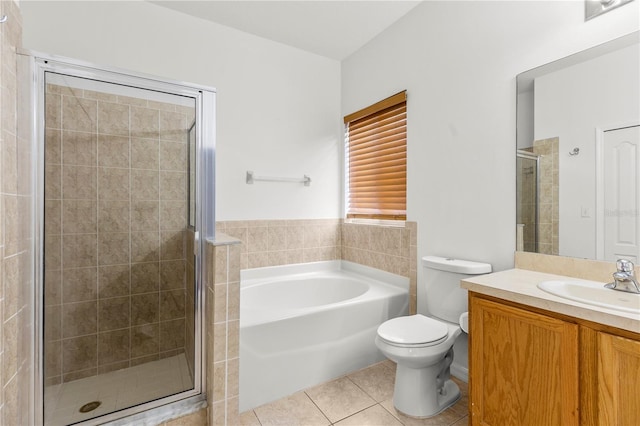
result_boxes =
[603,125,640,263]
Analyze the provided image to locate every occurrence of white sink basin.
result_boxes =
[537,280,640,314]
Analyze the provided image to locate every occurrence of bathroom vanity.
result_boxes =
[462,269,640,426]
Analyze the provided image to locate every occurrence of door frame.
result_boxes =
[595,121,640,261]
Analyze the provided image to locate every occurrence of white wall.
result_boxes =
[341,0,639,316]
[535,44,639,259]
[20,0,342,221]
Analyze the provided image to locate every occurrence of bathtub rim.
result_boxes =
[241,260,409,291]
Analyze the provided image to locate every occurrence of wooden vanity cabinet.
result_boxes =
[469,292,640,426]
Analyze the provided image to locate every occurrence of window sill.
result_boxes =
[344,218,406,228]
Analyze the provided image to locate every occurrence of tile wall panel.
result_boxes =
[1,1,33,424]
[43,82,193,384]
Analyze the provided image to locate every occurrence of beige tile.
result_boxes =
[98,232,130,265]
[62,130,96,166]
[227,320,239,359]
[62,96,97,133]
[98,101,130,136]
[131,324,159,358]
[45,163,62,200]
[348,362,396,403]
[62,301,97,338]
[335,404,403,426]
[160,260,185,290]
[132,169,159,200]
[131,293,159,325]
[2,314,18,382]
[83,89,118,103]
[227,357,240,397]
[62,267,97,303]
[254,392,330,426]
[159,141,187,171]
[45,269,63,306]
[159,171,186,201]
[62,165,97,200]
[213,284,227,323]
[44,340,62,380]
[62,199,97,234]
[45,199,62,236]
[160,201,186,231]
[98,200,130,233]
[98,167,130,201]
[451,416,469,426]
[45,93,62,129]
[159,110,187,142]
[131,138,159,170]
[98,296,130,332]
[45,305,62,348]
[131,107,160,139]
[159,290,185,321]
[62,335,98,374]
[45,234,63,270]
[98,264,130,298]
[98,329,130,365]
[235,410,261,426]
[247,227,268,252]
[159,318,185,351]
[131,232,160,263]
[131,201,160,231]
[97,134,130,168]
[306,377,376,423]
[161,230,184,260]
[380,398,466,426]
[131,262,160,294]
[227,282,240,321]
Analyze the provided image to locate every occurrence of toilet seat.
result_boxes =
[377,314,449,348]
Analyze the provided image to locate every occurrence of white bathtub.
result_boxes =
[239,260,409,411]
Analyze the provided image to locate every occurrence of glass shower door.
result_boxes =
[516,152,539,253]
[42,72,197,425]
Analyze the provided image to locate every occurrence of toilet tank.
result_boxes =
[423,256,492,323]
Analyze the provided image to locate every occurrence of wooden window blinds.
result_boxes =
[344,91,407,220]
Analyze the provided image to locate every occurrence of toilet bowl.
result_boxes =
[375,256,491,418]
[375,314,463,418]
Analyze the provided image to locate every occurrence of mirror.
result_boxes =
[516,31,640,262]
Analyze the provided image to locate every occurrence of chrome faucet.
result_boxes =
[605,259,640,294]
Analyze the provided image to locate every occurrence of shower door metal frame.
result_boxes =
[20,50,216,426]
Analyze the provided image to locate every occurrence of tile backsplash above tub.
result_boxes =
[217,219,418,314]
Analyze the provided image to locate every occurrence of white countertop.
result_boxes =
[461,268,640,334]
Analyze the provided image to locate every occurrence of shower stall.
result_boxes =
[20,52,215,425]
[516,150,540,252]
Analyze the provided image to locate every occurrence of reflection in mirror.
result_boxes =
[516,31,640,262]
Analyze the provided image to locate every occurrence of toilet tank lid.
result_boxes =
[422,256,492,274]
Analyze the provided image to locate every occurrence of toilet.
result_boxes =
[375,256,491,418]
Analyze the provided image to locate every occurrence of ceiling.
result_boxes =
[150,1,423,60]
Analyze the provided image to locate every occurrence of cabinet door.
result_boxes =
[597,332,640,425]
[469,296,579,426]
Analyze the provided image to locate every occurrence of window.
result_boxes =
[344,91,407,220]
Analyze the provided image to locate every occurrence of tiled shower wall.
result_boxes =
[534,137,559,255]
[43,83,192,384]
[1,1,32,424]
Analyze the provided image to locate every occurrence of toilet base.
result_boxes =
[392,362,461,418]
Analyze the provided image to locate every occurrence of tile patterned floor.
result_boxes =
[237,361,469,426]
[45,354,193,426]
